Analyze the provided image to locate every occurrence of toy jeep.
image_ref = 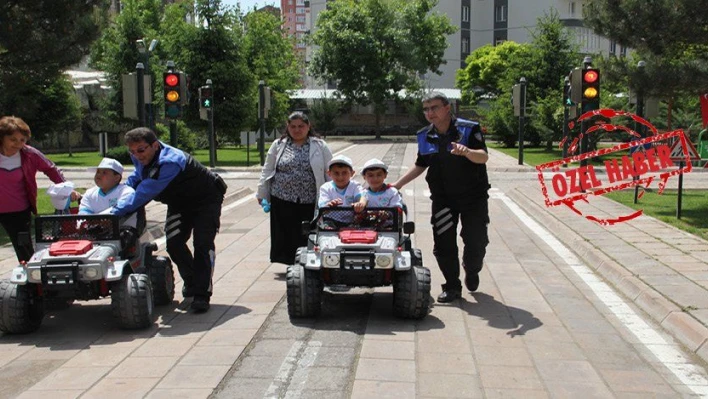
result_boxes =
[0,213,175,333]
[287,207,431,319]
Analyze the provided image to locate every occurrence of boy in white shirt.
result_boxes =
[361,158,403,208]
[318,154,366,211]
[80,158,137,229]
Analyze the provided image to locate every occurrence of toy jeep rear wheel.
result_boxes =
[393,266,431,319]
[286,264,323,318]
[149,256,175,305]
[0,280,44,334]
[111,274,154,329]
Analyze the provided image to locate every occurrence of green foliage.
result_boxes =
[243,11,301,130]
[105,146,132,164]
[584,0,708,95]
[309,0,456,131]
[160,0,254,142]
[0,0,103,140]
[482,99,517,148]
[89,0,163,122]
[154,121,197,153]
[309,97,340,135]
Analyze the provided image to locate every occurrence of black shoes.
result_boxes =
[190,296,210,313]
[437,290,461,303]
[464,272,480,292]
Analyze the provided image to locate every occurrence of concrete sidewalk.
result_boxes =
[486,148,708,365]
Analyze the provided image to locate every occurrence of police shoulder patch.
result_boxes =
[454,118,478,128]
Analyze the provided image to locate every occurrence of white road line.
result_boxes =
[283,341,322,398]
[264,341,304,398]
[333,143,357,156]
[404,189,414,197]
[491,188,708,396]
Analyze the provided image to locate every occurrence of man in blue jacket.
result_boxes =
[393,92,490,303]
[111,128,226,312]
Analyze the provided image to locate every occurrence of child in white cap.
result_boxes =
[318,154,366,212]
[361,158,403,208]
[79,158,137,228]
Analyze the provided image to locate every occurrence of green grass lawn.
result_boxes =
[46,146,264,168]
[489,142,623,167]
[604,189,708,241]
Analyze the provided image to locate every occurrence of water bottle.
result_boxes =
[261,199,271,213]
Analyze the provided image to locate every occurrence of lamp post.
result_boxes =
[633,61,645,204]
[136,38,159,132]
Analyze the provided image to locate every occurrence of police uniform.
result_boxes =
[112,142,227,301]
[415,118,490,293]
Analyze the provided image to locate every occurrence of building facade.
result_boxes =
[302,0,619,89]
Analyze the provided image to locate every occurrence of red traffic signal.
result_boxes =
[583,70,598,84]
[163,72,183,119]
[581,68,600,110]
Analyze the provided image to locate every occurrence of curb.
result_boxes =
[505,187,708,364]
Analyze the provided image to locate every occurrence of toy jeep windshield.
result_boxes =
[287,207,431,319]
[0,213,175,333]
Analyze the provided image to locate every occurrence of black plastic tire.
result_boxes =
[111,274,154,329]
[286,264,323,318]
[393,266,431,319]
[0,280,44,334]
[149,256,175,305]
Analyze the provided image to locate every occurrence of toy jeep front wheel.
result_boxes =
[149,256,175,305]
[393,266,432,319]
[286,264,323,318]
[0,280,44,334]
[111,274,154,329]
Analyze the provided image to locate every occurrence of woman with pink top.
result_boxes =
[0,116,78,262]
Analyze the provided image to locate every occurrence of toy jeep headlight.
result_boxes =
[30,270,41,281]
[375,254,392,268]
[323,253,340,267]
[84,267,98,279]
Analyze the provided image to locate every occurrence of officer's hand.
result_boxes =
[450,142,470,157]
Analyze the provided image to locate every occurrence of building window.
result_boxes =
[296,7,305,13]
[296,24,306,31]
[462,37,469,53]
[568,2,575,16]
[296,0,305,5]
[462,6,470,22]
[288,0,293,4]
[609,40,616,54]
[620,46,627,57]
[495,38,505,46]
[495,5,507,22]
[296,15,306,22]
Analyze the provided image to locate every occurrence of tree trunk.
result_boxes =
[375,111,381,140]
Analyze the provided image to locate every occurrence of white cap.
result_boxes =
[327,154,354,169]
[361,158,388,175]
[90,158,124,175]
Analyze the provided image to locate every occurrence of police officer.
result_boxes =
[393,92,490,303]
[111,128,227,312]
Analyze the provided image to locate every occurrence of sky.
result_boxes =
[222,0,279,12]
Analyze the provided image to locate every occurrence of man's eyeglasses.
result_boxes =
[422,105,442,114]
[129,144,151,155]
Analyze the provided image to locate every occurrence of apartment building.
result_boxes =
[302,0,618,89]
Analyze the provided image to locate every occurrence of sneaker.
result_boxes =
[182,285,195,298]
[464,272,480,292]
[190,296,210,313]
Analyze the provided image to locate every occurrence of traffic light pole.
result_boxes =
[633,61,646,204]
[562,77,570,164]
[518,77,526,166]
[169,121,177,147]
[258,81,266,166]
[209,108,216,168]
[136,63,146,127]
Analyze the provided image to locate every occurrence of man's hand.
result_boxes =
[450,142,470,157]
[70,190,82,202]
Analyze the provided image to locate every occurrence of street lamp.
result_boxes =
[136,38,159,131]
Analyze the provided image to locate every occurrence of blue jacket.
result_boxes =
[112,142,221,216]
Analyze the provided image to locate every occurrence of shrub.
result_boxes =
[105,146,132,164]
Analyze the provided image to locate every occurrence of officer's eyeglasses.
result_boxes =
[422,105,442,114]
[129,145,150,155]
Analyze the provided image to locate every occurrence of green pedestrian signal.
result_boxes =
[199,86,213,110]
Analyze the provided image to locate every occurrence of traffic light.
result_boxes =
[199,86,213,109]
[581,68,600,112]
[164,71,183,119]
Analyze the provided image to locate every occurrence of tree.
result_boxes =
[309,0,456,138]
[160,0,254,142]
[243,10,301,132]
[309,96,340,136]
[0,0,104,140]
[584,0,708,99]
